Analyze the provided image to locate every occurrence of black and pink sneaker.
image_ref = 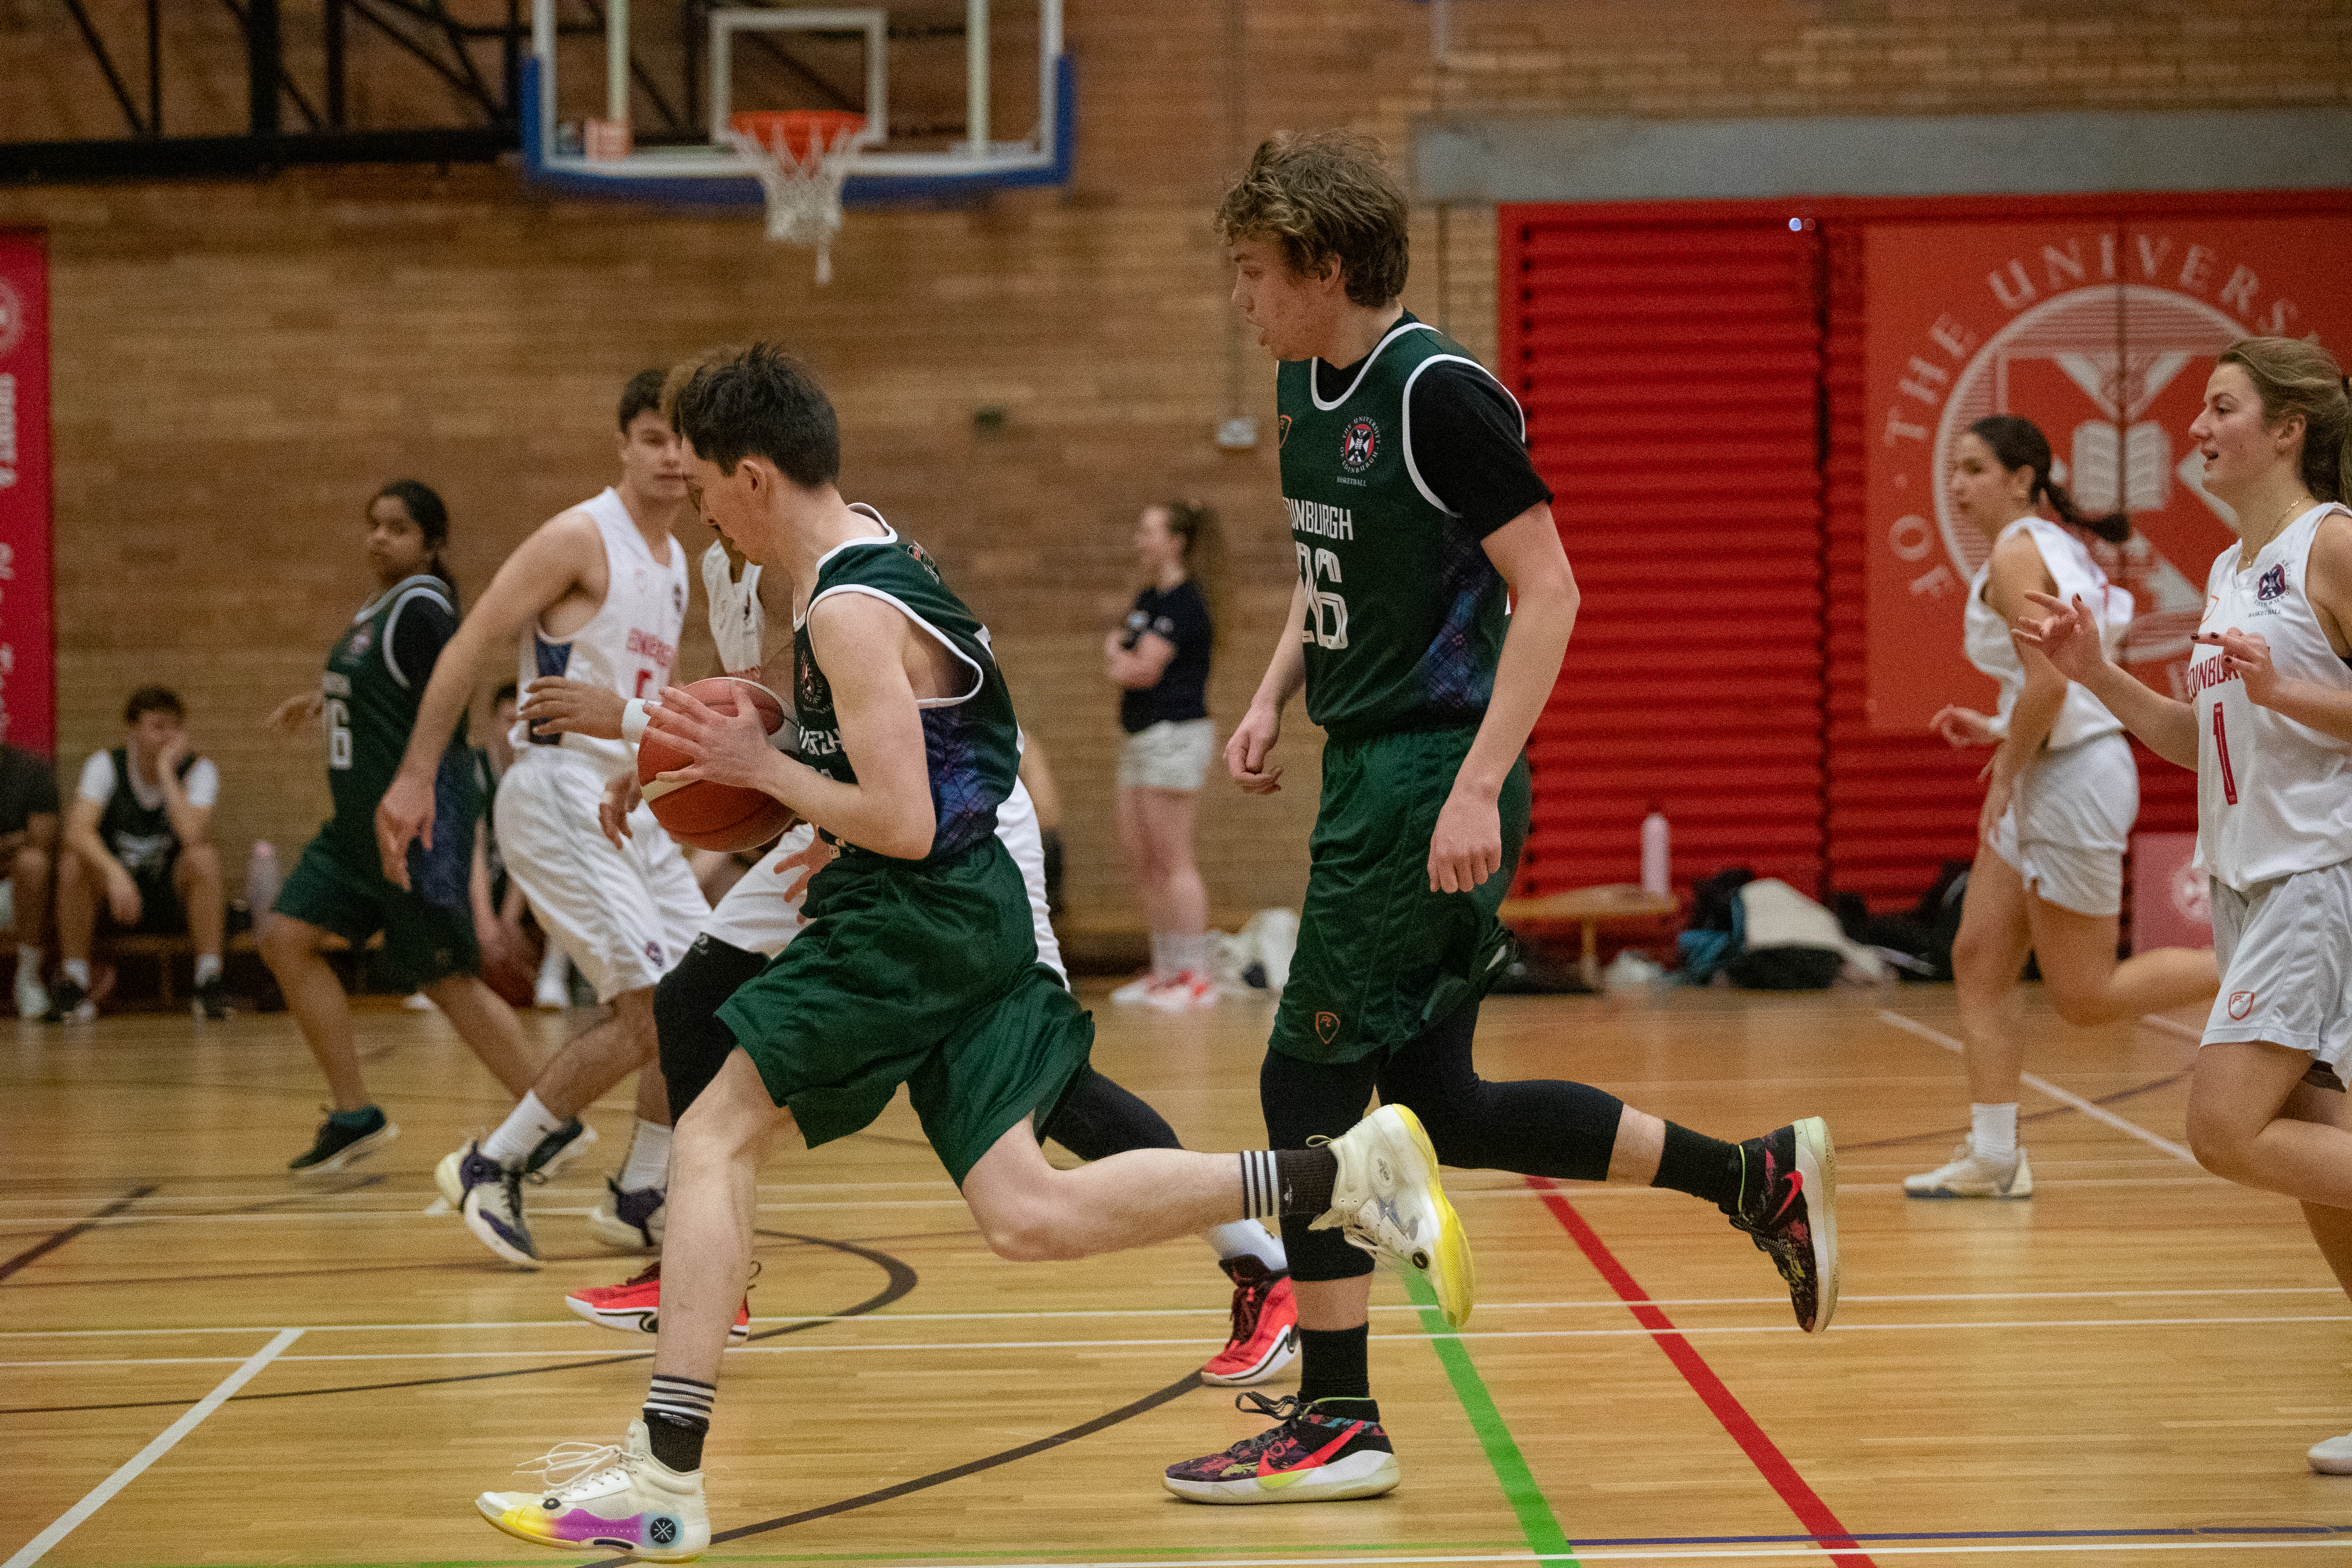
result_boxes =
[1164,1393,1398,1504]
[1728,1117,1838,1333]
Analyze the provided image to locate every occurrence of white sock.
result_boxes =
[62,958,89,987]
[17,944,40,977]
[1148,931,1171,980]
[620,1118,672,1191]
[1168,931,1208,980]
[537,943,568,987]
[1204,1219,1286,1271]
[193,953,222,985]
[482,1090,567,1168]
[1971,1102,2020,1166]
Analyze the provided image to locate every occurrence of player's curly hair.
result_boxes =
[2218,337,2352,505]
[671,343,840,487]
[1216,130,1409,307]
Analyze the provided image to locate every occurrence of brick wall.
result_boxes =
[0,0,2343,934]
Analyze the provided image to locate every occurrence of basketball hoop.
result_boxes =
[720,110,866,285]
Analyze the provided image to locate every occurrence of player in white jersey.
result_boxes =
[377,371,710,1268]
[531,455,1298,1384]
[2024,337,2352,1472]
[1908,416,2217,1200]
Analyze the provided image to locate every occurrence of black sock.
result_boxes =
[643,1374,714,1472]
[1650,1122,1745,1212]
[1295,1324,1373,1406]
[1238,1148,1338,1220]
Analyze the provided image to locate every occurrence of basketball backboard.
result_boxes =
[521,0,1071,209]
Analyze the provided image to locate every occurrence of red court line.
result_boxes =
[1528,1176,1875,1568]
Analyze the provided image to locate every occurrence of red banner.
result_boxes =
[0,235,51,756]
[1863,214,2352,733]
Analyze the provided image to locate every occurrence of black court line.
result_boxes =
[587,1370,1206,1564]
[1843,1068,2190,1152]
[0,1184,156,1283]
[0,1228,914,1416]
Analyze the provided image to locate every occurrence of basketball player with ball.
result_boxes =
[467,345,1457,1559]
[532,368,1299,1383]
[377,370,710,1267]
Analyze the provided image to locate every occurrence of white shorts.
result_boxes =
[2203,859,2352,1084]
[693,778,1066,983]
[495,751,708,1003]
[1118,718,1215,792]
[1990,731,2136,918]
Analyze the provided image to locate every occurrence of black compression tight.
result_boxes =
[1262,1002,1626,1282]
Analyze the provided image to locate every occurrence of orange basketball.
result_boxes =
[638,677,797,851]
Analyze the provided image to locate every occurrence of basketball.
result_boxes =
[638,676,796,851]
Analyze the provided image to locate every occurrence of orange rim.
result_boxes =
[729,110,865,158]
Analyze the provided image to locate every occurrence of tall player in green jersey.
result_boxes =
[468,346,1468,1560]
[268,482,542,1174]
[1164,133,1842,1506]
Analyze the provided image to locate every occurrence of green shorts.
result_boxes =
[1270,727,1530,1066]
[717,837,1094,1185]
[275,830,480,992]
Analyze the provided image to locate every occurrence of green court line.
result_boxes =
[1403,1270,1577,1565]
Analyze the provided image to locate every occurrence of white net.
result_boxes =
[720,114,865,285]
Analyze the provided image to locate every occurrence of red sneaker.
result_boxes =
[1200,1256,1297,1387]
[564,1262,752,1343]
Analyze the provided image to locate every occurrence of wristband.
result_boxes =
[621,697,654,744]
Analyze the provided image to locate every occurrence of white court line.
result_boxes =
[1877,1009,2199,1162]
[2141,1012,2205,1043]
[1,1327,300,1568]
[6,1285,2343,1339]
[14,1313,2349,1369]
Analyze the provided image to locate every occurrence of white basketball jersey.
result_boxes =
[700,538,766,678]
[1963,515,2133,751]
[2193,502,2352,891]
[514,487,688,777]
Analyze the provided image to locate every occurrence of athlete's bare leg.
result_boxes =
[2287,1081,2352,1305]
[54,848,96,967]
[2024,891,2217,1028]
[1951,846,2037,1105]
[263,914,368,1111]
[422,973,542,1097]
[2188,1040,2352,1206]
[173,842,225,962]
[533,985,661,1121]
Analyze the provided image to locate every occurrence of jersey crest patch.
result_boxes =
[1314,1010,1341,1044]
[347,625,374,658]
[900,539,943,582]
[2257,564,2288,601]
[796,649,831,714]
[1339,416,1379,475]
[1278,413,1292,449]
[2229,989,2257,1020]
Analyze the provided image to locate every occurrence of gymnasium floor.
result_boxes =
[7,982,2352,1566]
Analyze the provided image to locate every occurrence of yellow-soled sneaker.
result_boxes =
[475,1419,708,1561]
[1311,1103,1475,1328]
[1164,1393,1399,1504]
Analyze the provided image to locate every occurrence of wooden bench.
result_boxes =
[106,927,381,1006]
[1498,884,1680,990]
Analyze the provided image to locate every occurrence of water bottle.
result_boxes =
[246,841,280,938]
[1640,809,1671,898]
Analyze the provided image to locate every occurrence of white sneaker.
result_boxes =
[1143,969,1219,1011]
[2309,1432,2352,1474]
[477,1419,709,1562]
[402,991,435,1011]
[1904,1142,2033,1199]
[15,969,47,1020]
[1109,971,1163,1005]
[1311,1104,1476,1328]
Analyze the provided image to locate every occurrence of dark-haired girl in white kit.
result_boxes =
[2026,337,2352,1472]
[1908,417,2218,1199]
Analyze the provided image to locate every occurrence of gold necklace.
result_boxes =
[2251,491,2315,552]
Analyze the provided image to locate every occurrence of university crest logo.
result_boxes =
[796,650,829,712]
[902,539,942,582]
[2257,564,2287,602]
[1339,417,1378,475]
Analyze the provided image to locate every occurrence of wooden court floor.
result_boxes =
[7,982,2352,1566]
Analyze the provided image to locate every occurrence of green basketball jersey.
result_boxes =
[1277,314,1513,741]
[322,576,475,889]
[790,513,1023,867]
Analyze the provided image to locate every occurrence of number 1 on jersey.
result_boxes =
[1295,542,1349,650]
[2212,704,2238,805]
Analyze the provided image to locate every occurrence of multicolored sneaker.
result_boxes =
[288,1106,398,1176]
[437,1139,539,1268]
[1200,1256,1298,1387]
[1144,969,1219,1011]
[1311,1103,1475,1328]
[522,1118,598,1182]
[563,1261,754,1342]
[1904,1141,2032,1200]
[588,1176,666,1251]
[475,1418,708,1562]
[1728,1117,1838,1333]
[1164,1393,1399,1504]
